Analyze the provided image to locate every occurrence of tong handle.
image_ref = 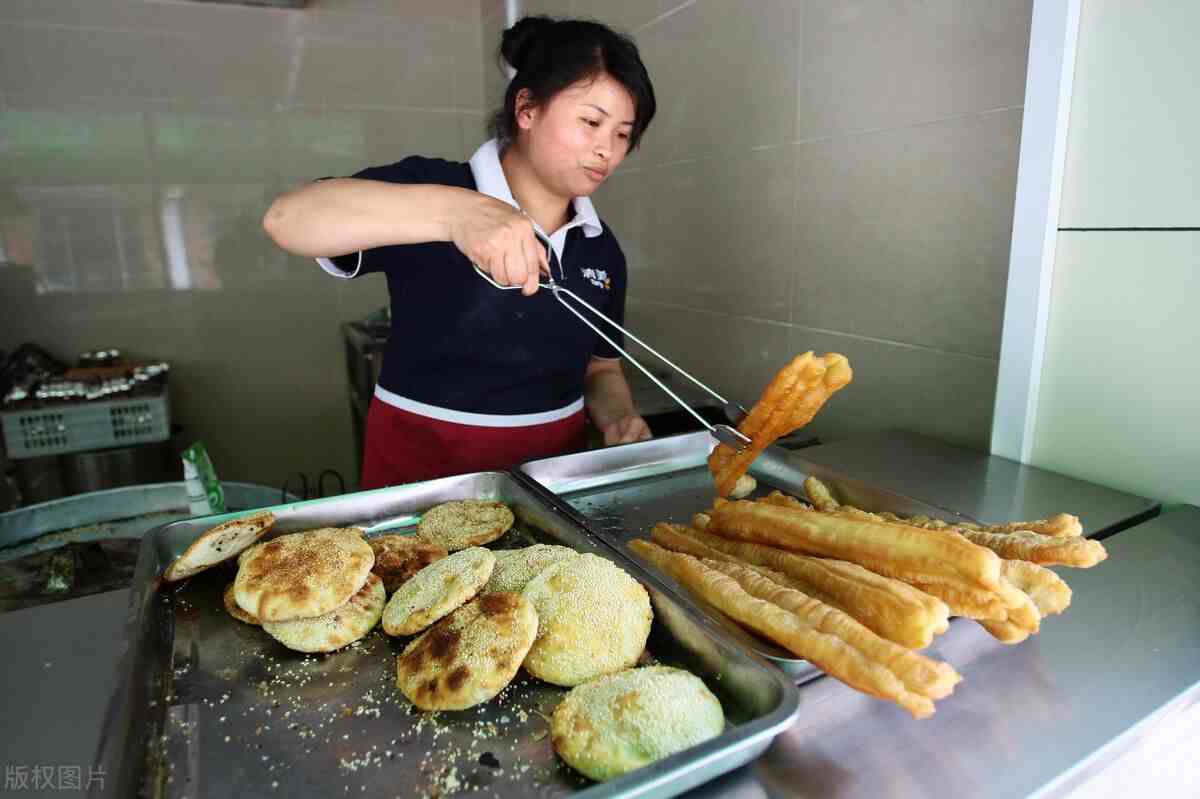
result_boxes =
[472,262,553,291]
[550,286,752,452]
[469,228,751,452]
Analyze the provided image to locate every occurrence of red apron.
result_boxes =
[360,397,588,489]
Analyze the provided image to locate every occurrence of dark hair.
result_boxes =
[489,16,656,151]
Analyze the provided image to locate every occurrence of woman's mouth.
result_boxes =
[584,167,608,182]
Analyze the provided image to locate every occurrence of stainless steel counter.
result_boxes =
[796,431,1159,537]
[0,588,130,797]
[0,437,1189,798]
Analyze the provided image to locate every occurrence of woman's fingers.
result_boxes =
[520,233,541,296]
[536,235,551,278]
[604,415,652,445]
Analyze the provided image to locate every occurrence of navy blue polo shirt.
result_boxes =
[317,140,627,425]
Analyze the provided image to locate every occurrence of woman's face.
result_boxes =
[518,72,636,199]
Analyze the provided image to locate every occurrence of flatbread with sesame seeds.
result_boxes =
[262,573,386,653]
[484,544,577,593]
[381,547,495,636]
[415,500,514,551]
[164,510,275,581]
[395,592,538,711]
[551,666,725,782]
[368,535,449,594]
[520,553,653,687]
[234,527,374,623]
[223,582,259,625]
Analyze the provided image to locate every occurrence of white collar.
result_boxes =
[468,139,603,239]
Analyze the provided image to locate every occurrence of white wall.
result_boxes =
[1028,0,1200,505]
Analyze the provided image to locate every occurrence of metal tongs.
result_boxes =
[473,230,752,452]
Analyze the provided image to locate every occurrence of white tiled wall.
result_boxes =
[1058,0,1200,228]
[1031,0,1200,506]
[521,0,1032,450]
[1033,232,1199,505]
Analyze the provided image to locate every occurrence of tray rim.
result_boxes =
[92,469,800,799]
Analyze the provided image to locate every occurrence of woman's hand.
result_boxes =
[600,414,651,446]
[447,194,550,296]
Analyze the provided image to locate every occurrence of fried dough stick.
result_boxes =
[802,477,1084,545]
[794,479,1054,641]
[708,499,1003,591]
[749,496,1015,620]
[913,515,1083,539]
[708,353,852,498]
[628,540,957,718]
[1000,559,1072,616]
[952,528,1106,568]
[978,583,1042,644]
[651,523,949,649]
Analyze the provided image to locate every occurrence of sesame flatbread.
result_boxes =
[263,573,386,653]
[164,511,275,581]
[234,527,374,623]
[415,500,514,551]
[223,582,259,625]
[521,553,653,687]
[395,592,538,711]
[484,544,577,593]
[551,666,725,782]
[381,547,495,636]
[369,535,449,594]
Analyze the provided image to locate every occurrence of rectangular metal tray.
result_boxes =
[516,431,980,682]
[93,470,799,799]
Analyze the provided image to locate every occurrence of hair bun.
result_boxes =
[501,15,553,72]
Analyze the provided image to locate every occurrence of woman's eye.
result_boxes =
[618,132,630,140]
[581,118,600,127]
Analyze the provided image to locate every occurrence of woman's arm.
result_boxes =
[584,358,651,445]
[262,179,549,295]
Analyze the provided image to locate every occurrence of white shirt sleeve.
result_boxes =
[315,251,363,279]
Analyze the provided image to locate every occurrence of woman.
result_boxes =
[263,16,655,489]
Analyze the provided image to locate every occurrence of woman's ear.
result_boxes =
[515,88,538,131]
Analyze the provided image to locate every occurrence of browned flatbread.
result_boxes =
[263,573,386,653]
[223,582,259,625]
[234,527,374,622]
[521,554,652,687]
[484,545,577,593]
[164,511,275,581]
[415,500,514,550]
[395,592,538,711]
[381,547,495,636]
[369,535,449,594]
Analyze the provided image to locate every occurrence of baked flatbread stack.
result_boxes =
[263,573,386,653]
[164,511,276,581]
[223,583,259,625]
[232,527,380,653]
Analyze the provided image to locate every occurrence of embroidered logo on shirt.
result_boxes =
[581,267,611,290]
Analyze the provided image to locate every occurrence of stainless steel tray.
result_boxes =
[93,471,799,799]
[515,431,979,682]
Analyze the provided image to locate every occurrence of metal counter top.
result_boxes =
[693,505,1200,798]
[795,431,1159,537]
[0,437,1188,798]
[0,588,130,797]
